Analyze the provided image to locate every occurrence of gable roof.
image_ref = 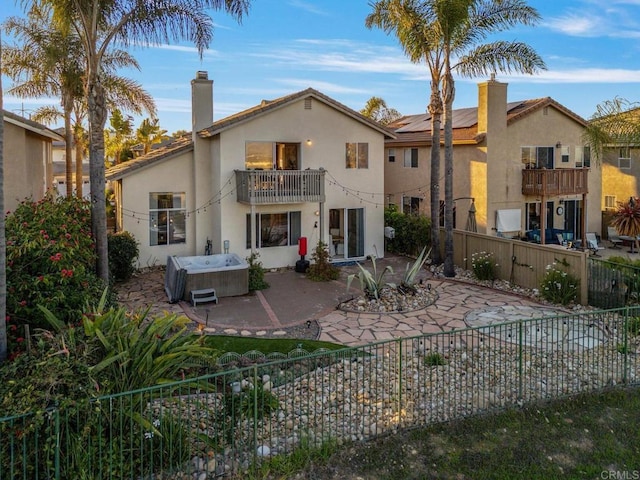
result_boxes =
[386,97,588,147]
[106,134,193,181]
[198,88,396,139]
[107,88,396,180]
[2,110,64,141]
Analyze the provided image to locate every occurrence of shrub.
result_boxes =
[346,255,394,300]
[384,205,430,256]
[108,231,139,281]
[247,252,270,291]
[424,352,446,367]
[5,195,111,349]
[401,247,430,288]
[307,241,340,281]
[539,261,579,305]
[471,251,498,281]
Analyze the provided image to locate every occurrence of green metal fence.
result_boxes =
[2,307,640,479]
[588,258,640,308]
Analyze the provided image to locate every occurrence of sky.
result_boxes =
[2,0,640,135]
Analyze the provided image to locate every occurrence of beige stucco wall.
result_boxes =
[214,98,386,269]
[4,121,51,213]
[601,148,640,210]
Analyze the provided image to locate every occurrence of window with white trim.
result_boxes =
[387,148,396,162]
[149,193,186,246]
[561,146,570,163]
[403,148,418,168]
[402,196,421,215]
[576,146,591,168]
[605,195,616,210]
[521,146,554,169]
[246,211,301,248]
[619,147,631,169]
[346,143,368,169]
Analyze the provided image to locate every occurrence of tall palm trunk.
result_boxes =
[429,82,443,265]
[87,70,109,281]
[0,35,7,361]
[74,127,84,198]
[442,68,455,277]
[63,93,74,198]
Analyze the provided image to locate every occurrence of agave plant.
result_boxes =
[401,247,431,289]
[346,255,395,300]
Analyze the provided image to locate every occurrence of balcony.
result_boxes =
[521,168,589,196]
[235,169,325,205]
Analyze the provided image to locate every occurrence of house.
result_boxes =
[2,110,64,213]
[384,78,601,245]
[51,128,90,199]
[106,71,394,269]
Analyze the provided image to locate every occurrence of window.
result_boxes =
[402,196,421,215]
[605,195,616,210]
[246,211,301,248]
[246,142,300,170]
[521,146,554,168]
[619,147,631,169]
[561,146,569,163]
[575,146,591,168]
[149,193,186,246]
[346,143,368,169]
[404,148,418,168]
[387,148,396,163]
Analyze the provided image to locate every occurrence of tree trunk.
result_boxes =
[0,36,7,361]
[443,71,456,278]
[429,82,443,265]
[87,73,109,281]
[74,123,84,199]
[63,96,73,198]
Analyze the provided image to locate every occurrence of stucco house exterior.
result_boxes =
[385,78,601,245]
[3,110,63,213]
[106,71,394,269]
[52,129,90,199]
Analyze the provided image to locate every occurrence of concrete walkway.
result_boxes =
[115,254,571,347]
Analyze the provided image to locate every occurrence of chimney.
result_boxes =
[477,76,507,135]
[191,71,213,136]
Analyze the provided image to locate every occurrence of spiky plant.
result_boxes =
[611,198,640,238]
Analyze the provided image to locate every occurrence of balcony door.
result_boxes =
[246,141,300,170]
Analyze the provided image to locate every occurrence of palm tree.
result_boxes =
[136,117,169,155]
[38,0,251,281]
[361,96,402,125]
[0,34,7,361]
[583,97,640,163]
[439,0,545,276]
[367,0,446,265]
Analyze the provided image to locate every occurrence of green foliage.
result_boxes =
[540,261,579,305]
[424,352,446,367]
[471,251,498,282]
[628,317,640,336]
[108,231,139,281]
[5,195,111,352]
[307,241,340,281]
[384,205,431,256]
[247,252,270,291]
[346,255,394,300]
[402,247,430,287]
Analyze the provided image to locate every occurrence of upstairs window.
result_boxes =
[619,147,631,169]
[346,143,368,169]
[402,196,421,215]
[387,148,396,162]
[561,146,570,163]
[403,148,418,168]
[575,146,591,168]
[522,146,554,169]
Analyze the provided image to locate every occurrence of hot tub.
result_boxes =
[165,253,249,303]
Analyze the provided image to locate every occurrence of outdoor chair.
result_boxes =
[586,232,605,256]
[607,226,623,249]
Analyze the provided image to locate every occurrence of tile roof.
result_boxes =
[2,109,64,141]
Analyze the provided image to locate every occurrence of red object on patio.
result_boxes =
[298,236,307,256]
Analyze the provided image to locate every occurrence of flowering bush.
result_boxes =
[539,261,579,305]
[471,251,498,281]
[5,195,111,355]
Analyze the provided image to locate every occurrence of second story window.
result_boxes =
[575,146,591,168]
[404,148,418,168]
[561,146,570,163]
[522,146,554,169]
[346,143,368,169]
[619,147,631,169]
[246,142,300,170]
[388,148,396,162]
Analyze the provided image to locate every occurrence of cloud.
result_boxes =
[503,68,640,84]
[287,0,329,16]
[273,78,370,94]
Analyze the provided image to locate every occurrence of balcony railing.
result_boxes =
[522,168,589,196]
[235,169,325,205]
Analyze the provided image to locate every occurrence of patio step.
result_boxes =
[190,288,218,307]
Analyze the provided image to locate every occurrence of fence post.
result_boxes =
[579,252,588,305]
[518,322,524,400]
[397,338,402,428]
[624,306,629,384]
[54,407,61,479]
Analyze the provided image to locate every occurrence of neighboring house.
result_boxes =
[106,71,394,269]
[385,78,600,244]
[2,110,63,213]
[52,129,90,199]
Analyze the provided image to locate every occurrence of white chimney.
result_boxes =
[191,71,213,136]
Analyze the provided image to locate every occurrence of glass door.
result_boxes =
[347,208,365,258]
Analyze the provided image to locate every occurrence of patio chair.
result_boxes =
[607,226,623,249]
[586,232,605,256]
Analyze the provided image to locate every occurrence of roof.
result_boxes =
[107,88,396,180]
[386,98,588,147]
[106,134,193,181]
[199,88,396,140]
[2,110,64,141]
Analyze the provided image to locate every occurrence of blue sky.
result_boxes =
[3,0,640,135]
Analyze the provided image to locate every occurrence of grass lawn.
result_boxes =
[254,387,640,479]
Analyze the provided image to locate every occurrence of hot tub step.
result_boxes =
[190,288,218,306]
